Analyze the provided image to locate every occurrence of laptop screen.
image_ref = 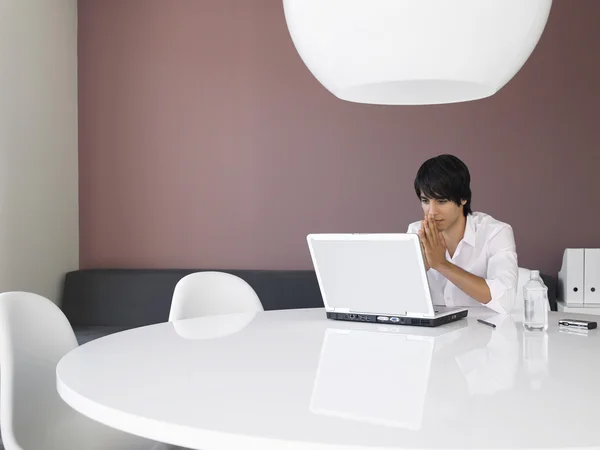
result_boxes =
[307,234,433,316]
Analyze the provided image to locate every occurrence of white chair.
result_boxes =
[0,291,171,450]
[168,271,263,321]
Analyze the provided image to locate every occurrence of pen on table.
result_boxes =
[477,318,496,329]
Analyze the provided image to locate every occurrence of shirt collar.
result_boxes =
[462,214,476,247]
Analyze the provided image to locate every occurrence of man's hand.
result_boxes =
[418,216,448,270]
[417,216,494,305]
[419,238,431,271]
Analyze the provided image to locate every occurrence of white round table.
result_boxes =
[56,308,600,450]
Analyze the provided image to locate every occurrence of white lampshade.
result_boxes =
[283,0,553,105]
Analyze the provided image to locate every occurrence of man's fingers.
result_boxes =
[426,219,438,245]
[438,232,447,248]
[418,229,428,248]
[418,231,430,269]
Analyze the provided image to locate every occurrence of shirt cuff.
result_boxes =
[484,278,510,314]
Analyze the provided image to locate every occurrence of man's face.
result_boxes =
[419,194,463,232]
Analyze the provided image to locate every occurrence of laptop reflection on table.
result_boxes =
[309,323,466,430]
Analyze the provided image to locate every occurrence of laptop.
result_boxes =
[306,233,468,327]
[310,324,467,430]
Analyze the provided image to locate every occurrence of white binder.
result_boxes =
[584,249,600,305]
[558,249,584,305]
[558,248,600,306]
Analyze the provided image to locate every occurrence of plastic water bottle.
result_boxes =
[523,270,548,331]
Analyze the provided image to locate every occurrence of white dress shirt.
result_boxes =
[407,212,518,314]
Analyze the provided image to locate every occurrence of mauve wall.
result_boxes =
[78,0,600,278]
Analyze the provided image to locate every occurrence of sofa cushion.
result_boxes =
[61,269,323,327]
[73,325,130,345]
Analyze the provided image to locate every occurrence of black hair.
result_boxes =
[413,154,472,216]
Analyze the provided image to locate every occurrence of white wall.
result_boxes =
[0,0,79,303]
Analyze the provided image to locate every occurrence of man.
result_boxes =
[407,154,518,314]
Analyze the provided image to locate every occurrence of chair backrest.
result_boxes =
[0,291,78,450]
[169,271,264,321]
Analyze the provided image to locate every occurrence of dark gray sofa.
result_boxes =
[60,268,557,344]
[61,269,323,343]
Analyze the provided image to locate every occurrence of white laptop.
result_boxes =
[306,233,468,327]
[310,324,467,429]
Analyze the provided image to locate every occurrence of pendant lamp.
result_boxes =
[283,0,553,105]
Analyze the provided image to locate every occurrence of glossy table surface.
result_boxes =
[57,308,600,450]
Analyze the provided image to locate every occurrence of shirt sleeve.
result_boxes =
[484,225,518,314]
